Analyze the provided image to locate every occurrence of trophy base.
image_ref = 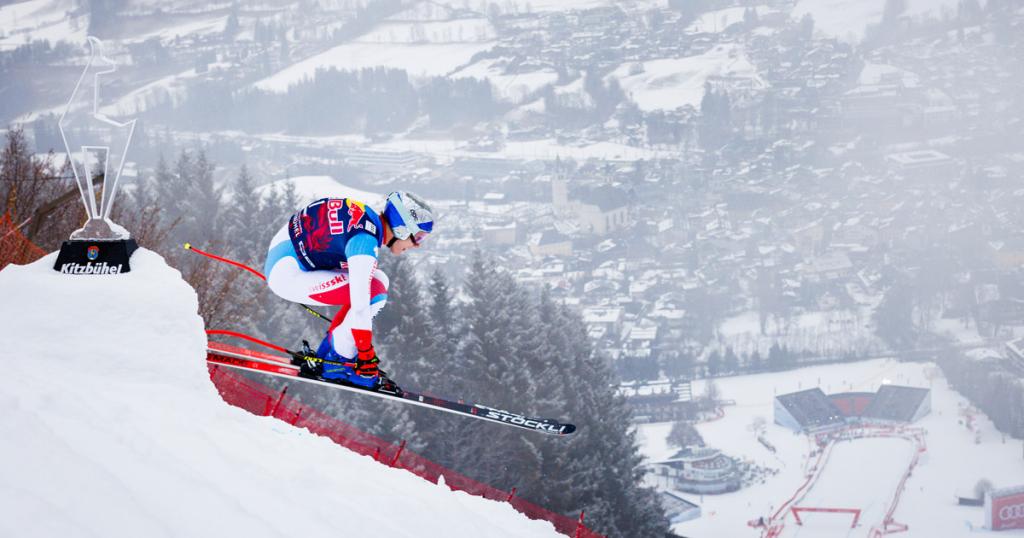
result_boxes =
[53,238,139,275]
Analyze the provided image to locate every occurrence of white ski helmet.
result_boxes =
[383,191,434,245]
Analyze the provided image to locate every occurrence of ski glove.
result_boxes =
[352,328,379,378]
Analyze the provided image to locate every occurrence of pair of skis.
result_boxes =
[206,334,576,436]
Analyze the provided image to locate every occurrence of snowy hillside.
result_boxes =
[606,44,764,112]
[254,175,385,207]
[0,250,562,538]
[635,359,1024,537]
[793,0,966,43]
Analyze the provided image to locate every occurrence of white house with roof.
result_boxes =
[551,178,631,236]
[527,231,572,257]
[582,306,624,340]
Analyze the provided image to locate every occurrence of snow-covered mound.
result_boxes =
[255,175,385,207]
[0,250,562,538]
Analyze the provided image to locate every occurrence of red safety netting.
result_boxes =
[0,212,46,270]
[208,363,603,538]
[12,222,601,537]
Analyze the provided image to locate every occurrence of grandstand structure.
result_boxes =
[773,388,846,433]
[774,384,931,433]
[861,385,931,423]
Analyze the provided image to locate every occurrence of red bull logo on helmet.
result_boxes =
[87,245,99,261]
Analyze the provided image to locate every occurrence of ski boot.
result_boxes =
[302,334,378,389]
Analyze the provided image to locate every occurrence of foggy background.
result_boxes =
[2,0,1023,536]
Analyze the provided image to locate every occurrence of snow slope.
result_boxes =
[451,58,560,103]
[606,44,764,112]
[0,0,87,50]
[793,0,964,43]
[253,41,494,92]
[254,175,385,208]
[0,250,562,538]
[635,359,1024,537]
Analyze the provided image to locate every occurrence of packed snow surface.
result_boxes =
[0,0,86,50]
[452,58,560,103]
[793,0,965,43]
[356,18,496,44]
[253,41,494,93]
[255,175,385,207]
[607,44,764,112]
[635,359,1024,537]
[686,6,772,34]
[0,250,562,537]
[428,0,666,12]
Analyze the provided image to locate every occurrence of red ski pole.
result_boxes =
[183,243,332,324]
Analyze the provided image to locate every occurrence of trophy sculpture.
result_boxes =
[53,37,138,275]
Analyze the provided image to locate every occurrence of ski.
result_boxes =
[207,340,576,436]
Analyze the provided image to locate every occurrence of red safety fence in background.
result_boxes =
[208,364,604,538]
[0,213,46,270]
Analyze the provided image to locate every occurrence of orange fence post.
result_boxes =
[506,487,517,502]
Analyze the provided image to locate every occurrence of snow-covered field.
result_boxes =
[686,6,773,34]
[606,44,765,112]
[99,64,229,116]
[716,308,886,359]
[792,0,964,43]
[357,18,496,44]
[372,135,671,161]
[0,251,562,538]
[635,359,1024,537]
[428,0,667,13]
[255,175,385,207]
[452,58,559,103]
[130,14,229,43]
[0,0,86,50]
[0,0,228,50]
[253,41,494,92]
[239,130,672,163]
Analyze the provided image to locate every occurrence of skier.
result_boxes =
[263,191,434,389]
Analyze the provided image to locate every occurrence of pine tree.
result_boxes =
[223,164,262,264]
[549,301,669,537]
[749,350,763,372]
[186,149,223,239]
[707,349,722,376]
[414,268,468,468]
[724,347,739,374]
[768,342,784,371]
[212,164,268,336]
[152,152,190,245]
[455,253,541,489]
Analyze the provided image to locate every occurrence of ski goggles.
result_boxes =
[410,230,430,246]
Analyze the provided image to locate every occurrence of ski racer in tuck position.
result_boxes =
[263,191,434,391]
